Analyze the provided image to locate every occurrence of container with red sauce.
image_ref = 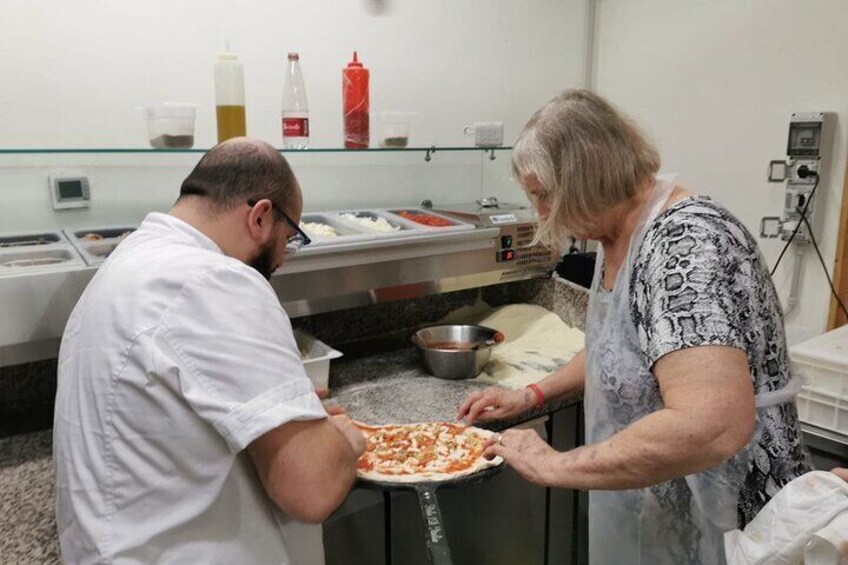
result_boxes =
[393,210,454,227]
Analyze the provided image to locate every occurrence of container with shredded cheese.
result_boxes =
[300,213,373,243]
[339,212,402,233]
[303,222,339,239]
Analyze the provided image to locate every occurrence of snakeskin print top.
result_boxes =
[629,195,811,526]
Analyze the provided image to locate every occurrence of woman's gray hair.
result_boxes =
[512,89,661,247]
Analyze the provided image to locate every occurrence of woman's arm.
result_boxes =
[458,349,586,423]
[485,345,756,489]
[537,348,586,400]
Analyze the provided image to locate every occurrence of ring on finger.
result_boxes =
[495,433,504,446]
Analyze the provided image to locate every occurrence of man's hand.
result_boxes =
[330,415,366,457]
[315,387,347,416]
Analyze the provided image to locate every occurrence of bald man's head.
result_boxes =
[178,137,299,215]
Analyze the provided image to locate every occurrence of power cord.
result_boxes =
[798,210,848,320]
[770,168,819,276]
[768,166,848,320]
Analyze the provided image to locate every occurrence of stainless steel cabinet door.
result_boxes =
[389,465,547,565]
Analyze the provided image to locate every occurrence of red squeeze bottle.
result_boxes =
[343,51,370,149]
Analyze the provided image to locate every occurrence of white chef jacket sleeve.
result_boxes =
[157,262,327,453]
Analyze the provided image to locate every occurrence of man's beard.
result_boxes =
[249,241,278,281]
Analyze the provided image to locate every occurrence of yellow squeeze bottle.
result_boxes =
[214,47,246,142]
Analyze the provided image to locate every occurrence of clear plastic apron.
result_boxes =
[584,175,803,565]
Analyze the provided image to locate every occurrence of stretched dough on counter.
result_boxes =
[473,304,584,388]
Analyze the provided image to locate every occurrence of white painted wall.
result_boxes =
[0,0,586,232]
[0,0,584,148]
[9,0,843,344]
[594,0,848,344]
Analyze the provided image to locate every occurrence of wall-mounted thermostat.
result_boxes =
[49,174,90,210]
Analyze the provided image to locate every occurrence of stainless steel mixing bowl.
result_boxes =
[411,324,504,380]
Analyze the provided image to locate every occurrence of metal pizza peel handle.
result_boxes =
[414,484,452,565]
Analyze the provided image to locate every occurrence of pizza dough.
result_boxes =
[356,422,503,483]
[440,303,585,388]
[477,304,584,387]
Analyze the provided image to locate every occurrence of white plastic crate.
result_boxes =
[790,324,848,435]
[295,331,343,389]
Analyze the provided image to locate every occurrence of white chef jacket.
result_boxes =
[53,212,328,564]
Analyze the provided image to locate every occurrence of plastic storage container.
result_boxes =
[342,51,369,149]
[144,104,196,148]
[282,52,309,149]
[214,49,246,142]
[791,324,848,435]
[295,331,343,389]
[377,111,415,148]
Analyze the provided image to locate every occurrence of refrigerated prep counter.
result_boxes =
[0,200,557,366]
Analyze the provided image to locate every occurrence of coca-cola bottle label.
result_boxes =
[283,118,309,137]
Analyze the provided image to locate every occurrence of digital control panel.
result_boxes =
[50,174,91,210]
[429,200,558,282]
[495,223,557,269]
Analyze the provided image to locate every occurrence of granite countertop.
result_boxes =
[0,346,582,563]
[0,276,591,562]
[329,345,580,430]
[325,273,590,429]
[0,430,58,563]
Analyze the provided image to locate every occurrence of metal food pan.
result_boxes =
[64,226,136,266]
[0,231,67,249]
[0,247,84,274]
[385,208,475,232]
[333,209,426,235]
[300,213,374,245]
[72,227,135,242]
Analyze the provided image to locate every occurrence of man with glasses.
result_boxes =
[54,138,364,564]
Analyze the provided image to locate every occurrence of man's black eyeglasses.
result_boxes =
[247,199,312,254]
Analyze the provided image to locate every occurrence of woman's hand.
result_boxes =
[457,387,535,424]
[483,428,556,486]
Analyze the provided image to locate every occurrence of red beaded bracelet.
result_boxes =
[527,383,545,408]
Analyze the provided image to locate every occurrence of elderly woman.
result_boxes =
[458,89,811,564]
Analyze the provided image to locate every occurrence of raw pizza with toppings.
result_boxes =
[355,421,503,483]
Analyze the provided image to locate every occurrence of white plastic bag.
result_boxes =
[725,471,848,564]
